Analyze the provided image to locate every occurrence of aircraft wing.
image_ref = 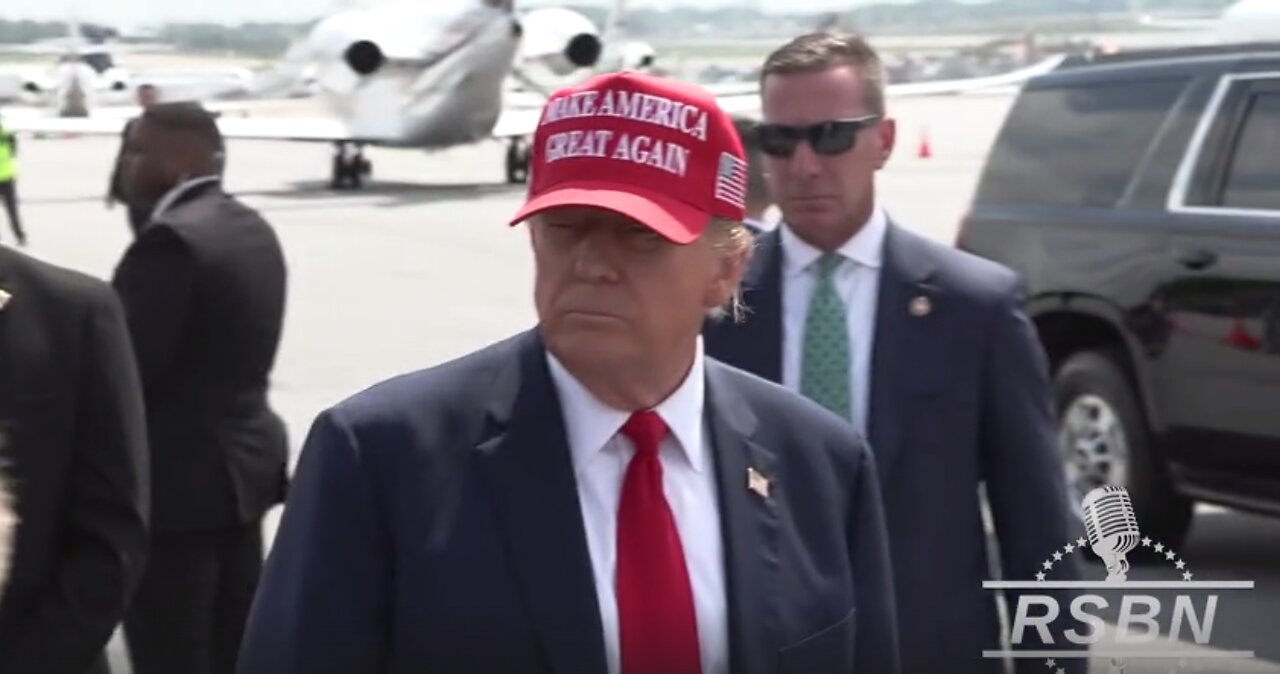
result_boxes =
[2,107,373,143]
[1135,14,1219,30]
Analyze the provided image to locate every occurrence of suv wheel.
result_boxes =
[1053,350,1194,552]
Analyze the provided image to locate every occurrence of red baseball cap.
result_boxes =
[508,71,749,244]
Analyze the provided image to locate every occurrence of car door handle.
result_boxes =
[1175,248,1218,270]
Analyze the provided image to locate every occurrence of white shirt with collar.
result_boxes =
[150,175,220,222]
[778,203,888,433]
[545,337,728,674]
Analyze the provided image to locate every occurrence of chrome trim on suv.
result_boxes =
[1167,70,1280,218]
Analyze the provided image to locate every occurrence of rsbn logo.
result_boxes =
[983,485,1256,673]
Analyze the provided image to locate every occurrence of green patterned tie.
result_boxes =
[800,253,852,421]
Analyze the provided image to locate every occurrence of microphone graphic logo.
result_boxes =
[1082,485,1141,582]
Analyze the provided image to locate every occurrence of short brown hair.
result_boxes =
[760,32,886,116]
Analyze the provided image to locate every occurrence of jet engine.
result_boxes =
[99,66,131,93]
[616,40,657,72]
[343,40,387,76]
[1,67,54,96]
[518,8,603,76]
[301,12,397,77]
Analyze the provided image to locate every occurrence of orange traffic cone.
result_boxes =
[917,127,933,159]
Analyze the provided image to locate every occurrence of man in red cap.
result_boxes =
[237,71,899,674]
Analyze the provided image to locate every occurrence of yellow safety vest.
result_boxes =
[0,128,15,182]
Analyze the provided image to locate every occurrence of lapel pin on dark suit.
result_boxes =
[747,467,770,499]
[0,289,10,311]
[909,295,931,317]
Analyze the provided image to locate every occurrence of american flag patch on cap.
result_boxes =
[714,152,748,208]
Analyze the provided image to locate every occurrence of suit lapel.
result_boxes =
[705,361,781,674]
[733,228,785,382]
[476,330,608,674]
[868,223,940,481]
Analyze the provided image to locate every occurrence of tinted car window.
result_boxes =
[1221,92,1280,211]
[975,78,1188,208]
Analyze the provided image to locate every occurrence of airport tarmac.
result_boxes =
[7,90,1278,673]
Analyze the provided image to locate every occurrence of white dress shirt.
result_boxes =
[779,204,888,433]
[545,339,728,674]
[150,175,220,221]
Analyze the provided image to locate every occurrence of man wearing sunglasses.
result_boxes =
[703,32,1084,674]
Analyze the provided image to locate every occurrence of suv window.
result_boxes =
[1221,92,1280,211]
[975,78,1188,208]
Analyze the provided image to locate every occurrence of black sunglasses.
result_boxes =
[754,115,882,158]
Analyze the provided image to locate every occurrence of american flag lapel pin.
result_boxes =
[747,467,770,499]
[909,295,932,317]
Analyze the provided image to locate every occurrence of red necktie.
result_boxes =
[616,410,702,674]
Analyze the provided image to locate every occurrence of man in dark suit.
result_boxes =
[703,33,1084,674]
[110,102,289,674]
[238,71,899,674]
[106,83,159,237]
[0,245,150,674]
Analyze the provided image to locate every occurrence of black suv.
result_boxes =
[958,42,1280,548]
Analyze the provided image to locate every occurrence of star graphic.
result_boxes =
[1045,658,1057,669]
[1036,572,1047,582]
[1043,560,1053,570]
[1053,551,1064,562]
[1057,668,1066,674]
[1064,543,1075,554]
[1141,537,1153,547]
[1077,537,1087,548]
[1176,560,1186,570]
[1154,543,1165,553]
[1184,571,1194,581]
[1166,550,1177,561]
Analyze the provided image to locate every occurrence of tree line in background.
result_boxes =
[0,0,1240,54]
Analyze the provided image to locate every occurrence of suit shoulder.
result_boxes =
[899,226,1020,304]
[1,247,120,313]
[327,332,526,428]
[162,189,271,233]
[709,361,871,468]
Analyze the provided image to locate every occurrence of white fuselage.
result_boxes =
[1217,0,1280,43]
[292,0,522,148]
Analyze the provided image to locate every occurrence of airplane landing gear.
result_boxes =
[506,138,531,184]
[331,142,371,189]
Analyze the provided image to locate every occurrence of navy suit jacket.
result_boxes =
[703,223,1085,674]
[237,329,900,674]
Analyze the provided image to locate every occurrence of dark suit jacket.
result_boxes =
[703,223,1084,674]
[112,181,289,534]
[106,118,135,202]
[237,329,900,674]
[0,246,149,674]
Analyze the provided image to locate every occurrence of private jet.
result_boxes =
[3,0,1064,189]
[0,20,259,110]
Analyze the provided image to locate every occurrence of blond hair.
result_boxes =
[706,217,755,324]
